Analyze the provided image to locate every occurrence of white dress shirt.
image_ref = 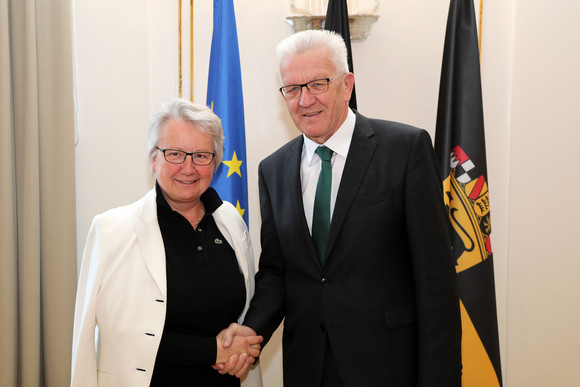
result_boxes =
[301,108,356,234]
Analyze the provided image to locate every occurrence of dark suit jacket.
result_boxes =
[244,112,462,387]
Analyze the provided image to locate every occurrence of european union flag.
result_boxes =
[206,0,248,225]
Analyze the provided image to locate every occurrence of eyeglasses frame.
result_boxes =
[279,73,346,100]
[156,147,215,166]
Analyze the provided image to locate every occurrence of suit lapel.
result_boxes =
[134,189,167,299]
[275,136,322,265]
[286,137,315,244]
[327,114,377,259]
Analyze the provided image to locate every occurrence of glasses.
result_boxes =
[156,147,215,165]
[279,74,345,100]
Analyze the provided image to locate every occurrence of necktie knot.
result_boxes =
[316,146,333,162]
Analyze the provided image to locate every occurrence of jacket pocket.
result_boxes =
[384,304,416,329]
[357,188,398,208]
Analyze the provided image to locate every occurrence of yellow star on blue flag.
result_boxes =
[235,200,245,218]
[222,151,243,178]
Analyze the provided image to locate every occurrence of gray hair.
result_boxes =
[147,98,224,170]
[276,30,349,77]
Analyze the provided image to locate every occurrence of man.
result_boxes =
[219,30,461,386]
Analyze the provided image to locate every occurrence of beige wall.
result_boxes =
[73,0,580,385]
[507,1,580,385]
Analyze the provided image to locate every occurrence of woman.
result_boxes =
[71,99,263,387]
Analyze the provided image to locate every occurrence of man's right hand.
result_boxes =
[213,323,261,378]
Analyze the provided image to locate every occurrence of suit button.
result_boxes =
[321,278,328,286]
[319,323,326,331]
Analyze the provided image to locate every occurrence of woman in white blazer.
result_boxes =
[71,99,263,387]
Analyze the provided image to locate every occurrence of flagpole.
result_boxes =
[190,0,194,101]
[478,0,483,56]
[178,0,183,98]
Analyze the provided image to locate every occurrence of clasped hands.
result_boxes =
[214,323,263,378]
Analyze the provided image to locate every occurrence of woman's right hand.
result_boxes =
[215,328,263,365]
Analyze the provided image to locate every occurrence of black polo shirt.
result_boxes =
[151,183,245,387]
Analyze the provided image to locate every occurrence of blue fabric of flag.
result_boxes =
[206,0,249,225]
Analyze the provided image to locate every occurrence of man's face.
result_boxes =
[280,47,354,144]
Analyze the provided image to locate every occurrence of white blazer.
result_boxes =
[71,188,263,387]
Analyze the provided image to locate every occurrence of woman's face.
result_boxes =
[152,119,215,210]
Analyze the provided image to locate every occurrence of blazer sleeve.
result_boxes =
[404,129,462,385]
[70,216,105,387]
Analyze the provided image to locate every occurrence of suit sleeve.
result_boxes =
[405,130,462,386]
[241,161,286,345]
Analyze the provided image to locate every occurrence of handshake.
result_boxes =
[214,323,263,378]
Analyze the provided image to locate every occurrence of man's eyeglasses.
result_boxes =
[156,147,215,166]
[279,74,345,100]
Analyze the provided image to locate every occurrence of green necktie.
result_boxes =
[312,146,333,264]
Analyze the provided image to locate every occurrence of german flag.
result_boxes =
[324,0,357,110]
[434,0,503,385]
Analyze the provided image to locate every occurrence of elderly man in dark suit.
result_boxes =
[217,29,462,387]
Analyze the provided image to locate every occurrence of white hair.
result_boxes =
[147,98,224,169]
[276,30,349,77]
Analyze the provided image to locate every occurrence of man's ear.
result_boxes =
[343,72,355,102]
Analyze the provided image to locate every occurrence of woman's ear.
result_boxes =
[151,152,158,172]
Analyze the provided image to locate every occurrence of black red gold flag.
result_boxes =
[324,0,357,110]
[434,0,502,386]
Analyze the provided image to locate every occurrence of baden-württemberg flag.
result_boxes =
[434,0,502,385]
[207,0,248,224]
